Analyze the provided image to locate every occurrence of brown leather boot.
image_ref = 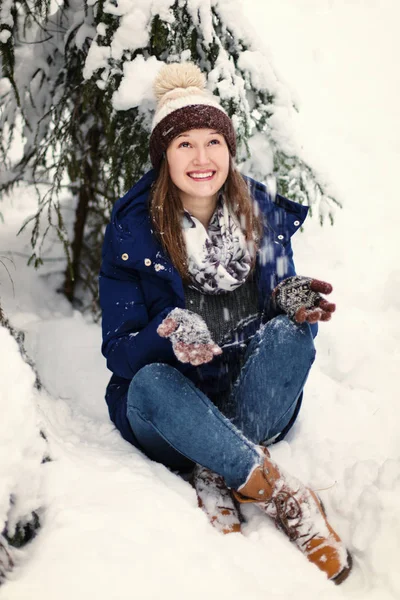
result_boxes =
[192,465,241,534]
[233,449,352,584]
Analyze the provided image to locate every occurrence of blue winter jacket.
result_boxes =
[99,169,316,446]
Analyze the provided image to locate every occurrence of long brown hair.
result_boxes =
[150,157,263,282]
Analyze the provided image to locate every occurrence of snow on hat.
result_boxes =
[149,62,236,169]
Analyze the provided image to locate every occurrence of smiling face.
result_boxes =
[166,128,230,210]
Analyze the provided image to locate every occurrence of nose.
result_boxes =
[193,145,210,165]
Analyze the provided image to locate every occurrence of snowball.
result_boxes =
[112,55,162,111]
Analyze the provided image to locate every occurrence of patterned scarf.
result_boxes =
[182,200,252,294]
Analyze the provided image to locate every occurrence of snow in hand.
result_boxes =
[1,1,400,599]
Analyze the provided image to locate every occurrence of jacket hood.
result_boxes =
[111,169,157,235]
[245,176,309,244]
[106,169,178,285]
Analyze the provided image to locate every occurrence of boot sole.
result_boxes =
[332,551,353,585]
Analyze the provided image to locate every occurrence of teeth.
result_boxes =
[189,172,214,179]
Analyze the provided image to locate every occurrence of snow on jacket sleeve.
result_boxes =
[99,264,176,381]
[99,207,175,379]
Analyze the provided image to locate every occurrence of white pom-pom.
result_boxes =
[154,62,206,101]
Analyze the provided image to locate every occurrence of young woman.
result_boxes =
[100,63,351,583]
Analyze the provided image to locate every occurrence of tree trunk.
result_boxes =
[63,181,90,302]
[63,125,100,303]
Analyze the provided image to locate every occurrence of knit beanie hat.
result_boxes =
[149,62,236,169]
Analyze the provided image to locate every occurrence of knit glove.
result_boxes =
[272,276,336,324]
[157,308,222,366]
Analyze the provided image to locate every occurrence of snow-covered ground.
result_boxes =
[1,0,400,598]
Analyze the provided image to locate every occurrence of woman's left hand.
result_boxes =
[272,276,336,324]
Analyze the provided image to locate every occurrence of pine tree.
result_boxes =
[0,0,340,314]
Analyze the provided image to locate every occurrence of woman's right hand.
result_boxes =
[157,308,222,366]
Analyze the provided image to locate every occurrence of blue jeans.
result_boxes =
[126,315,315,489]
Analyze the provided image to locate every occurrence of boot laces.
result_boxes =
[269,489,318,548]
